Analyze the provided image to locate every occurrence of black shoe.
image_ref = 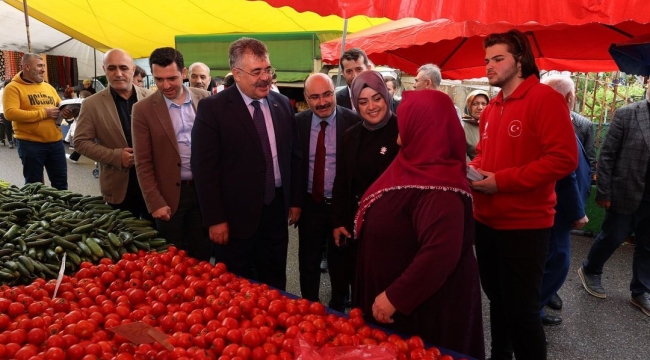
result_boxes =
[578,266,606,299]
[1,139,5,146]
[320,258,328,273]
[631,293,650,317]
[547,293,563,310]
[541,315,563,326]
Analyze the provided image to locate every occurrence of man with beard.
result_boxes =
[2,53,71,189]
[336,48,370,110]
[74,49,154,219]
[188,62,211,91]
[295,73,360,309]
[468,30,578,360]
[132,48,212,260]
[191,37,302,291]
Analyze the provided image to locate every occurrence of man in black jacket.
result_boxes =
[296,73,360,310]
[191,37,302,291]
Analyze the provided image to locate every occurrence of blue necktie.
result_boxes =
[251,100,275,205]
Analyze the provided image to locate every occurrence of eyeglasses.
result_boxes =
[234,67,276,78]
[471,102,488,107]
[306,91,334,101]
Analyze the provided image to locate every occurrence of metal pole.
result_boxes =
[335,18,349,88]
[23,0,32,53]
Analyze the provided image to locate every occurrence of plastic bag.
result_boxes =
[293,334,398,360]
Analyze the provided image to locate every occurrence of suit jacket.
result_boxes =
[596,100,650,214]
[336,87,352,110]
[331,114,400,230]
[571,111,596,178]
[554,137,590,232]
[74,86,154,204]
[296,105,361,196]
[131,87,210,216]
[191,85,303,239]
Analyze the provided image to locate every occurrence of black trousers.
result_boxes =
[155,184,212,261]
[474,221,550,360]
[297,195,354,310]
[109,167,153,224]
[225,188,289,291]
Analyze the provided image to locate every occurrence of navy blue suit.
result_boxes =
[191,85,303,290]
[540,137,591,313]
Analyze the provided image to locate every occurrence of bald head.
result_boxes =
[304,73,336,119]
[103,49,135,95]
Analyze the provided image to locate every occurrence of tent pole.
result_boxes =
[23,0,32,53]
[94,48,97,81]
[335,18,349,88]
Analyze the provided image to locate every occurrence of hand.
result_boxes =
[469,168,499,194]
[152,206,171,221]
[209,222,229,245]
[60,107,74,119]
[44,107,60,119]
[572,215,589,230]
[121,147,135,168]
[596,200,611,209]
[372,291,396,324]
[288,207,301,226]
[333,227,352,246]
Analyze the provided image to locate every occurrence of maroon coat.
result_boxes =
[355,189,485,360]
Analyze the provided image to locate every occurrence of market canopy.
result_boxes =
[2,0,388,59]
[320,19,650,79]
[257,0,650,25]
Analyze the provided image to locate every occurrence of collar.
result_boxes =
[110,85,137,102]
[493,76,540,105]
[163,86,192,108]
[236,84,267,107]
[311,109,337,128]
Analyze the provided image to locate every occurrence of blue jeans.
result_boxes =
[15,139,68,190]
[583,199,650,296]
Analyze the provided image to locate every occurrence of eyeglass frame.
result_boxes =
[305,91,335,102]
[234,66,276,78]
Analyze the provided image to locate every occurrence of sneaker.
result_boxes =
[1,139,5,146]
[578,266,606,299]
[66,153,78,163]
[631,293,650,317]
[8,142,14,149]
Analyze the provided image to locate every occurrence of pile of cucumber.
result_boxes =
[0,183,167,285]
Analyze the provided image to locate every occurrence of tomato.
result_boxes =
[407,335,425,351]
[67,344,86,360]
[75,320,96,339]
[13,344,38,360]
[308,302,326,316]
[226,329,242,344]
[26,328,46,345]
[44,347,66,360]
[222,343,240,358]
[8,302,26,318]
[242,329,263,348]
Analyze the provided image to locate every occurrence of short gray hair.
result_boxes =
[229,37,268,69]
[189,62,210,73]
[417,63,441,88]
[541,74,575,97]
[21,53,42,67]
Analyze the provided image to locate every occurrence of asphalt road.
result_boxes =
[1,142,648,359]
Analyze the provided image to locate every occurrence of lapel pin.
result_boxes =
[380,146,388,155]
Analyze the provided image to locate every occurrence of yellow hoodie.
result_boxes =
[2,72,62,142]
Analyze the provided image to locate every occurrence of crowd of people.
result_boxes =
[1,28,649,360]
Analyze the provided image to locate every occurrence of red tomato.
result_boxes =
[242,329,263,348]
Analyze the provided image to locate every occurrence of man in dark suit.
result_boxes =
[579,95,650,317]
[296,73,360,309]
[132,47,212,260]
[191,38,302,290]
[335,48,370,110]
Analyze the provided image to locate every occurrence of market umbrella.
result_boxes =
[320,19,650,79]
[256,0,650,25]
[609,33,650,76]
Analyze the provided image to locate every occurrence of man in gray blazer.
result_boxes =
[579,94,650,317]
[74,49,153,218]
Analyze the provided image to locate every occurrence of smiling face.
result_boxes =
[485,44,521,90]
[189,65,211,90]
[304,74,336,119]
[233,50,272,100]
[357,87,388,125]
[103,50,135,94]
[23,56,45,83]
[152,63,186,102]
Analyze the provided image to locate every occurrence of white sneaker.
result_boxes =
[66,154,78,163]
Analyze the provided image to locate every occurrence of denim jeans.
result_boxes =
[15,139,68,190]
[583,199,650,296]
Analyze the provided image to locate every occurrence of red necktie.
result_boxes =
[312,121,327,203]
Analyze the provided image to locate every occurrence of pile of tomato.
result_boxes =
[0,247,461,360]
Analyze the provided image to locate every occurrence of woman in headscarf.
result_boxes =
[330,70,399,311]
[462,89,490,161]
[354,90,485,360]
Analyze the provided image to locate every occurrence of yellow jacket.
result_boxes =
[2,72,62,142]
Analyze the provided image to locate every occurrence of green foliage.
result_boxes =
[574,72,647,122]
